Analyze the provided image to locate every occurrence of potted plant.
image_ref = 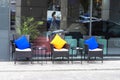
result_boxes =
[16,16,44,42]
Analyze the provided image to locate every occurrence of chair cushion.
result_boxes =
[84,37,98,50]
[89,48,103,51]
[54,48,68,51]
[14,35,30,49]
[16,48,31,52]
[50,34,67,49]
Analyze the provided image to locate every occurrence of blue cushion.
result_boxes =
[84,37,98,50]
[14,35,30,49]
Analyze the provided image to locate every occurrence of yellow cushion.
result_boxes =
[50,34,67,49]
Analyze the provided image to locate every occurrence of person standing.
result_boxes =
[49,11,59,31]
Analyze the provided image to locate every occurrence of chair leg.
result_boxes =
[95,57,96,60]
[53,60,54,64]
[14,58,16,64]
[101,57,103,63]
[87,57,90,63]
[71,55,73,64]
[30,57,32,64]
[52,58,54,64]
[81,53,82,64]
[84,54,86,60]
[50,54,52,61]
[14,53,16,64]
[14,61,16,64]
[68,57,69,64]
[30,53,33,64]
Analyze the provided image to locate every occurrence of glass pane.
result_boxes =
[47,0,61,31]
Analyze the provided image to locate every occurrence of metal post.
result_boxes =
[89,0,93,36]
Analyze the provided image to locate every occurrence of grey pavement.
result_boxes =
[0,70,120,80]
[0,60,120,80]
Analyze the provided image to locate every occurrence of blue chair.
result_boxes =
[11,34,32,64]
[84,36,104,63]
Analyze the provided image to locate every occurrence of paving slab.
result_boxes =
[0,61,120,72]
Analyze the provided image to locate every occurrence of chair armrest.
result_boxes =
[50,44,70,49]
[84,44,89,54]
[30,43,34,47]
[30,43,35,50]
[63,44,70,49]
[98,43,104,49]
[84,44,104,49]
[84,44,89,50]
[50,44,70,52]
[50,44,54,53]
[10,40,16,48]
[10,40,16,52]
[50,44,54,48]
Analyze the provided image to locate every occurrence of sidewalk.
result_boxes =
[0,60,120,72]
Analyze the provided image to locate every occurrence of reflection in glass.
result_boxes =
[47,0,61,31]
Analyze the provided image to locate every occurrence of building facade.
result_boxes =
[0,0,120,60]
